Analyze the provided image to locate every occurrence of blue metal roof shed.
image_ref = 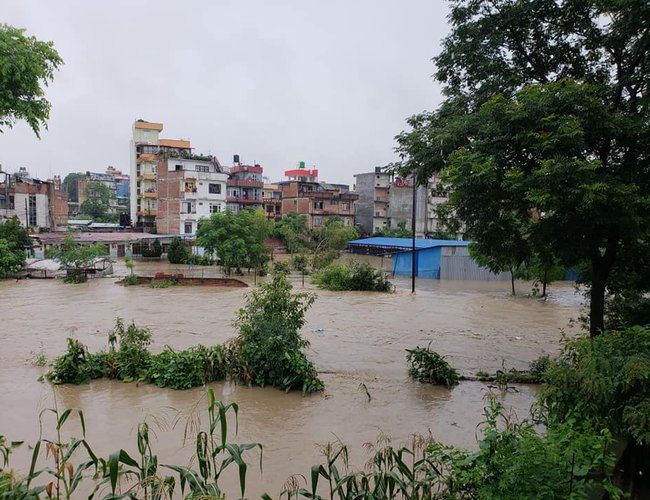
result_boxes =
[348,238,470,279]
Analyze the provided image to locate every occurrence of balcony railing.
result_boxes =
[226,197,262,204]
[227,179,263,188]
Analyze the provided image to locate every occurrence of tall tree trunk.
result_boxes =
[541,269,548,298]
[509,266,515,296]
[589,234,620,337]
[590,261,607,337]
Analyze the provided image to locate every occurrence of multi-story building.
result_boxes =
[156,156,227,234]
[0,167,68,231]
[106,166,130,213]
[130,120,165,231]
[279,166,358,229]
[130,119,222,232]
[262,182,282,221]
[354,169,450,237]
[226,155,264,213]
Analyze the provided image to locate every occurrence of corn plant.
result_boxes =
[164,388,262,499]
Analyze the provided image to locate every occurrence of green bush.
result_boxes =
[312,263,394,292]
[109,318,152,382]
[122,274,139,286]
[406,345,459,387]
[149,278,179,288]
[141,239,162,258]
[145,345,227,390]
[47,338,95,384]
[167,236,189,264]
[540,326,650,446]
[273,260,290,274]
[426,395,621,499]
[229,270,323,393]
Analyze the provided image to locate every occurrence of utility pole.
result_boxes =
[411,172,417,294]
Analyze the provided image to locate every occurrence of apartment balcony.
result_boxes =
[137,210,158,217]
[137,153,158,162]
[374,197,389,203]
[142,191,158,198]
[227,179,263,188]
[226,197,262,204]
[230,165,263,175]
[139,173,157,181]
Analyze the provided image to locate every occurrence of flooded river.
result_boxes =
[0,261,582,497]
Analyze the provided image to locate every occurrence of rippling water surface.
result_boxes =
[0,259,582,496]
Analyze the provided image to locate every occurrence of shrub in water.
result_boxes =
[312,262,394,292]
[229,270,323,393]
[122,273,139,286]
[145,345,227,390]
[406,345,459,387]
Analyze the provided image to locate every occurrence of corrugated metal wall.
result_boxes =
[440,246,511,281]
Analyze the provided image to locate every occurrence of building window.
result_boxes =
[209,183,221,194]
[195,165,209,172]
[342,203,350,210]
[184,223,193,234]
[175,164,182,171]
[314,201,323,210]
[185,202,193,213]
[313,216,322,226]
[210,204,221,213]
[28,195,37,226]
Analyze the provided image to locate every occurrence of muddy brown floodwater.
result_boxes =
[0,259,583,497]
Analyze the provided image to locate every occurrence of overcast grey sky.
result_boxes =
[1,0,449,186]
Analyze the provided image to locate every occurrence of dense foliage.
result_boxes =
[274,212,311,253]
[312,263,393,292]
[393,0,650,336]
[0,216,30,278]
[52,234,107,283]
[312,217,359,269]
[406,345,459,387]
[166,236,189,264]
[540,326,650,446]
[79,181,117,222]
[230,270,323,393]
[140,239,162,258]
[196,208,270,275]
[48,273,324,394]
[0,24,62,137]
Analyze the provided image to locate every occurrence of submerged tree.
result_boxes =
[53,234,107,283]
[393,0,650,336]
[0,24,62,137]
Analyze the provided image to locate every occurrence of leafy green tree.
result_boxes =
[196,209,270,276]
[274,212,311,253]
[393,0,650,336]
[0,238,24,277]
[312,217,358,269]
[61,172,83,204]
[0,216,31,251]
[0,24,63,137]
[167,236,189,264]
[53,234,107,283]
[0,217,30,277]
[80,181,116,222]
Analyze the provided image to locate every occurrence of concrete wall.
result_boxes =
[353,173,375,236]
[388,185,428,235]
